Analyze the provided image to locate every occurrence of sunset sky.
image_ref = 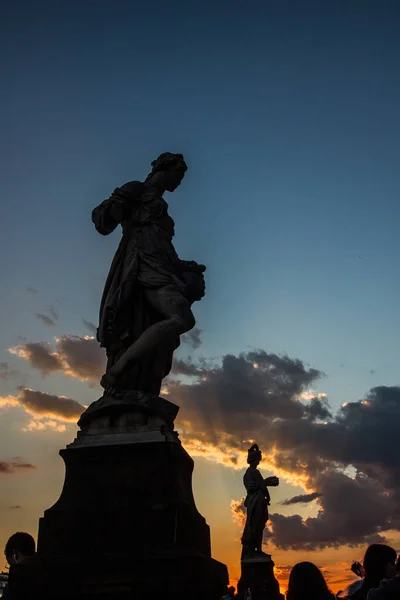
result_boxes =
[1,0,400,594]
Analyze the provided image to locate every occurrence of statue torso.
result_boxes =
[120,181,175,241]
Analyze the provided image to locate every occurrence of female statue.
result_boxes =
[92,152,206,396]
[241,444,279,558]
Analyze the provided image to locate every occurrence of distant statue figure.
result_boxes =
[92,153,206,396]
[241,444,279,559]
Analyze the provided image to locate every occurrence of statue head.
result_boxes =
[145,152,188,192]
[247,443,262,466]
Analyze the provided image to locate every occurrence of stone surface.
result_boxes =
[13,553,226,600]
[30,434,228,599]
[39,440,210,557]
[237,555,283,600]
[76,391,179,445]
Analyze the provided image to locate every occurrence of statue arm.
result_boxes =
[92,182,143,236]
[92,196,123,235]
[178,259,206,274]
[264,476,279,487]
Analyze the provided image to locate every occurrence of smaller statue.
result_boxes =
[241,444,279,559]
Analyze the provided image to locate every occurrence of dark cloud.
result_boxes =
[281,492,322,506]
[10,336,105,384]
[34,305,59,327]
[0,459,37,475]
[266,469,393,550]
[16,388,85,421]
[82,319,97,335]
[56,335,105,382]
[48,305,59,321]
[182,327,202,350]
[34,313,56,327]
[0,362,17,381]
[25,287,38,294]
[303,398,332,420]
[165,349,400,551]
[174,351,323,437]
[171,358,205,377]
[10,342,62,373]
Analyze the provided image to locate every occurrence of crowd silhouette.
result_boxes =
[2,533,399,599]
[220,543,399,600]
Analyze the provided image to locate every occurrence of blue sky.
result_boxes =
[1,0,400,591]
[2,0,399,406]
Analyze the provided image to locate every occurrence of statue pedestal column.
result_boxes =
[15,396,229,599]
[237,555,283,600]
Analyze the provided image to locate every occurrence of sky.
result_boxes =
[1,0,400,593]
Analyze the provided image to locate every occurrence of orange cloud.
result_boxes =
[0,388,85,430]
[0,458,37,475]
[9,335,106,385]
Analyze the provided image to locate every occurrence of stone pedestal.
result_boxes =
[237,555,283,600]
[12,395,228,599]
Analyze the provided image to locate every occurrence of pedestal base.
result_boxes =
[13,400,228,600]
[38,441,212,558]
[10,553,226,600]
[237,555,283,600]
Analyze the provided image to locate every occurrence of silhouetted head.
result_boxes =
[247,443,262,466]
[145,152,187,192]
[363,544,397,581]
[5,532,36,565]
[287,562,334,600]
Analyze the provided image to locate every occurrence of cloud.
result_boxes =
[34,305,59,327]
[22,419,67,433]
[34,313,57,327]
[55,335,105,382]
[231,498,246,528]
[281,492,322,506]
[82,319,97,335]
[174,350,322,439]
[18,388,84,421]
[0,362,17,381]
[171,358,207,377]
[0,388,84,423]
[10,335,105,384]
[182,327,202,350]
[10,342,62,373]
[266,469,393,550]
[0,459,37,475]
[48,305,59,321]
[5,334,400,553]
[160,349,400,551]
[25,287,38,294]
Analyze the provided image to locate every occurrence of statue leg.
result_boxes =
[102,285,194,389]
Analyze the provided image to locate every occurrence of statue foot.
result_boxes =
[100,372,120,396]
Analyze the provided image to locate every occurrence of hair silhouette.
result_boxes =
[286,562,334,600]
[5,532,36,558]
